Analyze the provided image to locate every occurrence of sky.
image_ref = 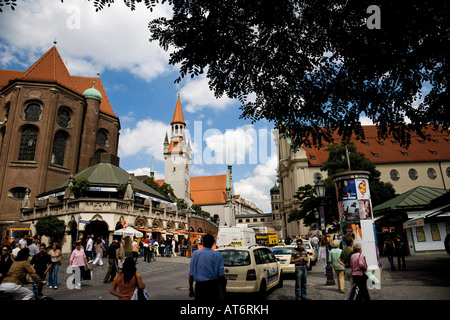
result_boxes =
[0,0,280,212]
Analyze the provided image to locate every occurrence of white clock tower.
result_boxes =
[163,93,192,205]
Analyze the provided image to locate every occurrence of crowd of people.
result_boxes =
[0,232,196,300]
[1,230,412,301]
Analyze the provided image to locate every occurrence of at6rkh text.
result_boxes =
[221,305,269,315]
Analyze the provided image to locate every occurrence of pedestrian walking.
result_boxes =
[395,234,407,271]
[188,234,226,301]
[310,234,319,257]
[0,248,45,299]
[172,238,177,257]
[11,243,21,260]
[329,240,345,294]
[339,236,356,300]
[18,235,28,249]
[48,242,61,289]
[103,240,119,283]
[110,257,146,300]
[165,237,172,257]
[290,238,309,300]
[28,239,39,257]
[383,234,396,271]
[30,243,52,297]
[92,238,105,266]
[318,235,328,275]
[117,240,126,270]
[86,234,94,263]
[143,236,151,262]
[350,242,370,300]
[69,241,88,289]
[132,238,139,263]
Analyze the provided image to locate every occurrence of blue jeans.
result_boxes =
[166,246,171,257]
[48,262,59,287]
[294,268,307,300]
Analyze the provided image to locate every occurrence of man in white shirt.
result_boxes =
[86,235,94,262]
[19,235,28,249]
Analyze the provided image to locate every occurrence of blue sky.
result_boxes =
[0,0,279,212]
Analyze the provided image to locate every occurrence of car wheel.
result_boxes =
[277,271,284,288]
[258,279,267,298]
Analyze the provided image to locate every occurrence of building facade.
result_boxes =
[0,45,120,224]
[277,126,450,238]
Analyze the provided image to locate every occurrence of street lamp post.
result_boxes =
[187,208,192,258]
[314,178,335,286]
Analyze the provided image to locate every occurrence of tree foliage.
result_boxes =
[3,0,448,148]
[148,0,449,149]
[71,178,90,198]
[35,215,66,245]
[142,176,177,201]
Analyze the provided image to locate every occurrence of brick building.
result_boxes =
[0,45,120,223]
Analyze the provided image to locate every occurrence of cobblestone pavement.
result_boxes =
[268,253,450,300]
[54,251,191,289]
[30,251,450,300]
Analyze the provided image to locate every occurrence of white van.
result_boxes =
[216,226,256,247]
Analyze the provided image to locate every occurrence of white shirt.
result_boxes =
[86,238,93,251]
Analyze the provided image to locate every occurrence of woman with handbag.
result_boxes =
[350,242,370,300]
[110,257,147,300]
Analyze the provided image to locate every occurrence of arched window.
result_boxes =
[57,107,71,128]
[96,128,109,147]
[24,102,42,121]
[51,131,69,166]
[18,125,38,161]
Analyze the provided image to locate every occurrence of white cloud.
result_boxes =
[127,167,164,180]
[203,124,256,165]
[180,75,235,113]
[234,155,278,213]
[0,0,174,81]
[118,118,170,160]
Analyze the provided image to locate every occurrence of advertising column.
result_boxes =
[333,171,381,289]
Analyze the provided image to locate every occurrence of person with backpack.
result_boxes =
[103,240,119,283]
[383,234,396,271]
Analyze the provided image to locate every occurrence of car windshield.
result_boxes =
[219,250,251,266]
[11,230,31,239]
[272,247,294,255]
[303,243,312,249]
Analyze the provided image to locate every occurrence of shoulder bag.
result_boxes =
[131,274,149,300]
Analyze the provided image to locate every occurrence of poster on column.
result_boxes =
[335,178,373,241]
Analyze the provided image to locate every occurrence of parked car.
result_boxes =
[272,244,315,273]
[217,245,283,296]
[302,240,317,266]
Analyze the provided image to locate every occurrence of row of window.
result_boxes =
[310,168,450,183]
[16,124,109,165]
[390,167,450,181]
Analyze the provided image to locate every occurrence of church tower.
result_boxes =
[163,93,192,204]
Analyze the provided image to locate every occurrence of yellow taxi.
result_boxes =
[217,245,283,296]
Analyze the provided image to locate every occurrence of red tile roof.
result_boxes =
[0,46,117,119]
[305,125,450,166]
[155,175,228,205]
[190,175,227,205]
[171,95,186,125]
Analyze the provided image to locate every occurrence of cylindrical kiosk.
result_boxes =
[332,171,381,289]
